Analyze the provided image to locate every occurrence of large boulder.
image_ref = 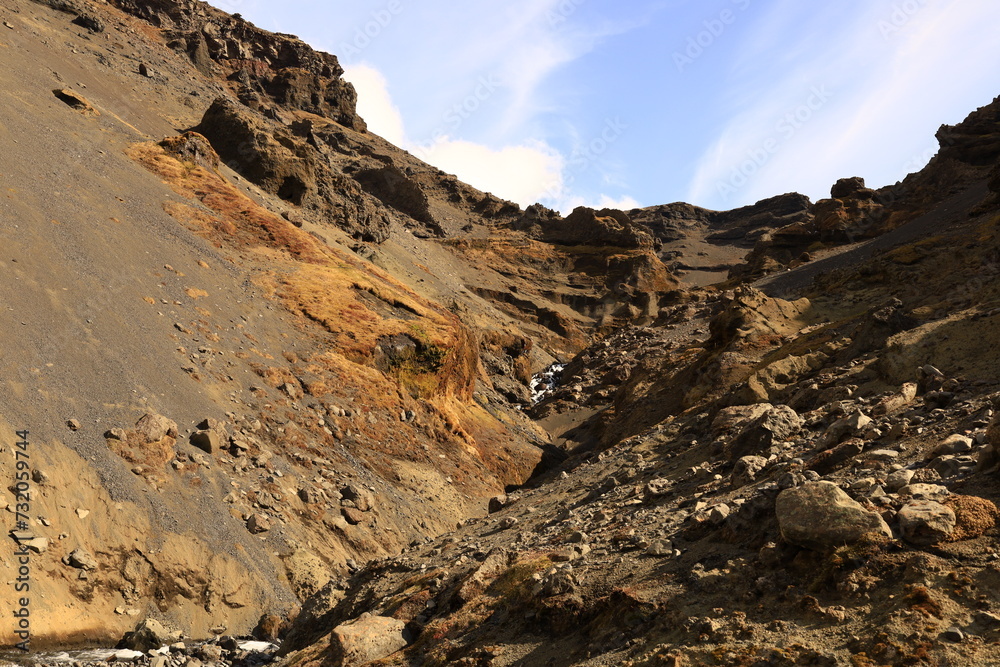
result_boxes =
[728,405,801,458]
[776,481,892,551]
[897,500,956,545]
[117,618,180,652]
[328,615,408,667]
[134,413,178,443]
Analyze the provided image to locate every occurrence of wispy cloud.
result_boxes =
[687,0,1000,209]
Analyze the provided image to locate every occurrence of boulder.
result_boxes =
[830,176,869,199]
[117,618,179,652]
[897,500,956,545]
[190,429,223,454]
[52,88,99,116]
[885,469,915,492]
[931,434,974,458]
[820,410,871,448]
[66,547,98,571]
[873,382,918,415]
[808,438,864,475]
[898,483,950,500]
[328,615,408,667]
[341,507,366,526]
[247,513,271,534]
[775,481,892,551]
[135,413,178,443]
[340,484,374,512]
[731,455,769,488]
[728,405,801,458]
[488,494,508,513]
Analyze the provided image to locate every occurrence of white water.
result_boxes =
[529,363,566,403]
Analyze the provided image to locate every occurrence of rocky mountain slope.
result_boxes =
[1,0,1000,665]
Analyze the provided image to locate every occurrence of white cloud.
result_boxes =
[415,137,565,208]
[343,62,638,213]
[343,64,406,146]
[557,194,642,215]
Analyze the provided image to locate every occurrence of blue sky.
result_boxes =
[215,0,1000,213]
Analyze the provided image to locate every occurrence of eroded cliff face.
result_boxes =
[0,0,680,646]
[271,95,1000,667]
[7,0,1000,662]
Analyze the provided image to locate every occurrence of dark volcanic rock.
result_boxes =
[107,0,365,130]
[633,193,813,248]
[194,96,392,242]
[537,207,656,249]
[353,165,439,231]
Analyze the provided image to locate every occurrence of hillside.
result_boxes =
[1,0,1000,665]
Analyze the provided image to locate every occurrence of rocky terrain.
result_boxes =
[1,0,1000,665]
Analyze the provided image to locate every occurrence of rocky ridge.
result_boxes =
[1,0,1000,664]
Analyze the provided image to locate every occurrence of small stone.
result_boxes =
[499,516,519,529]
[23,537,49,553]
[135,413,178,442]
[280,382,303,400]
[731,455,768,488]
[646,539,673,557]
[342,507,366,525]
[645,478,671,497]
[942,626,964,643]
[219,636,240,651]
[67,419,81,431]
[708,504,731,524]
[932,434,974,457]
[196,645,222,662]
[31,469,49,484]
[76,508,90,519]
[898,483,950,500]
[340,484,375,512]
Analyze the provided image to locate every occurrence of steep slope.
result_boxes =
[0,0,674,647]
[5,0,1000,663]
[272,99,1000,665]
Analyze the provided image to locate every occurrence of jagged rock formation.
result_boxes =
[5,0,1000,663]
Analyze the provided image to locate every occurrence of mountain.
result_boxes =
[1,0,1000,664]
